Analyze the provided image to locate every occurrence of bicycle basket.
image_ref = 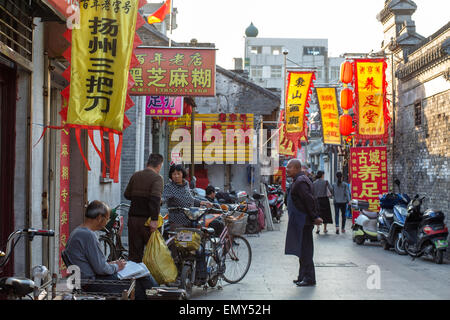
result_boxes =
[225,213,248,236]
[174,229,201,251]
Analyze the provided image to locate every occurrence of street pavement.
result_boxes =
[189,213,450,300]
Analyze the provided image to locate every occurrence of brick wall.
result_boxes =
[392,90,450,257]
[121,102,138,205]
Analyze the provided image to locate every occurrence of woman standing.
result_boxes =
[162,164,212,229]
[312,171,333,234]
[331,172,351,234]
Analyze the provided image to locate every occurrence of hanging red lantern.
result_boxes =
[340,88,354,110]
[340,61,353,84]
[339,114,353,136]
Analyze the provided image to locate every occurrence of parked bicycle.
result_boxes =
[165,206,252,299]
[98,203,129,262]
[0,228,54,300]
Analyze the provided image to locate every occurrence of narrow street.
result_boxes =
[189,214,450,300]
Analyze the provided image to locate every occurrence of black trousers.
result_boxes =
[298,225,316,283]
[128,216,151,263]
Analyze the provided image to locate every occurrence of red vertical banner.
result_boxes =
[59,102,71,277]
[350,146,388,220]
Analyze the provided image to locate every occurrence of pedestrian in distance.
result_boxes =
[331,171,351,234]
[313,171,334,234]
[64,200,158,299]
[124,153,164,263]
[284,159,323,287]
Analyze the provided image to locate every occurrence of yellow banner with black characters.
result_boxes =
[316,87,341,145]
[67,1,139,132]
[285,71,314,137]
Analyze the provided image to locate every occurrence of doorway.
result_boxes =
[0,63,17,276]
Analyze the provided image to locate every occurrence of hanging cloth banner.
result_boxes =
[57,0,146,183]
[316,87,341,145]
[353,59,391,144]
[284,71,315,153]
[67,2,139,132]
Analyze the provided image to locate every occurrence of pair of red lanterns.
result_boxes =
[339,61,354,137]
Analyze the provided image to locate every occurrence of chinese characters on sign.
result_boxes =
[316,87,341,145]
[67,1,138,132]
[284,71,315,146]
[59,99,71,276]
[146,96,183,116]
[350,146,388,213]
[354,60,388,140]
[130,47,216,97]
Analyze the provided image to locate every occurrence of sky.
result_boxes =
[147,0,450,69]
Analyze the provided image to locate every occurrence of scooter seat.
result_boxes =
[362,210,378,219]
[0,277,35,297]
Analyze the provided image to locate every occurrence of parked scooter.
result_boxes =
[267,184,284,223]
[377,192,410,254]
[351,199,379,245]
[400,195,448,264]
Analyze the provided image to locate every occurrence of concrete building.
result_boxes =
[377,0,450,256]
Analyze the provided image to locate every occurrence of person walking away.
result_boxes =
[124,153,164,263]
[284,159,323,287]
[331,172,351,234]
[313,171,333,234]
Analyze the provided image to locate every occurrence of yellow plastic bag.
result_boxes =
[142,230,178,285]
[144,215,164,229]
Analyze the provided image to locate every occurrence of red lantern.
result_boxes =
[340,61,353,84]
[339,114,353,136]
[340,88,354,110]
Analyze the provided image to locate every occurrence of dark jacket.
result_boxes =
[124,168,163,221]
[290,172,320,225]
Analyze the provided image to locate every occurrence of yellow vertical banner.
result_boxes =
[316,87,341,145]
[285,71,314,135]
[67,1,139,132]
[354,59,388,141]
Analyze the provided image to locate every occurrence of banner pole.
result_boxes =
[168,0,173,47]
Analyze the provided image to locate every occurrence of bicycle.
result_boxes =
[0,228,55,300]
[98,203,129,262]
[166,206,252,298]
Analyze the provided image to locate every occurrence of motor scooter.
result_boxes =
[401,195,448,264]
[377,192,410,254]
[267,184,284,223]
[351,199,379,245]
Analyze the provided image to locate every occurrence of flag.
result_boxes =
[147,0,171,24]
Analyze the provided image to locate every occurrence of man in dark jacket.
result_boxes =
[124,154,164,263]
[284,159,323,287]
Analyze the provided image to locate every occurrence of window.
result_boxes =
[271,46,282,55]
[250,66,263,78]
[414,101,422,126]
[303,46,325,56]
[271,66,282,78]
[250,46,262,54]
[330,66,340,81]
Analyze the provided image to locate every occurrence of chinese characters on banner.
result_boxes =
[354,59,390,143]
[316,87,341,145]
[59,104,70,276]
[146,96,184,116]
[350,146,388,216]
[130,47,216,97]
[67,1,139,132]
[284,71,315,152]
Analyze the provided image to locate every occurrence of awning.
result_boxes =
[40,0,71,20]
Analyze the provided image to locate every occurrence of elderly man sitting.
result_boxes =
[64,200,158,299]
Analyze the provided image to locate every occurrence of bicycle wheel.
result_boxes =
[222,235,252,284]
[98,236,117,262]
